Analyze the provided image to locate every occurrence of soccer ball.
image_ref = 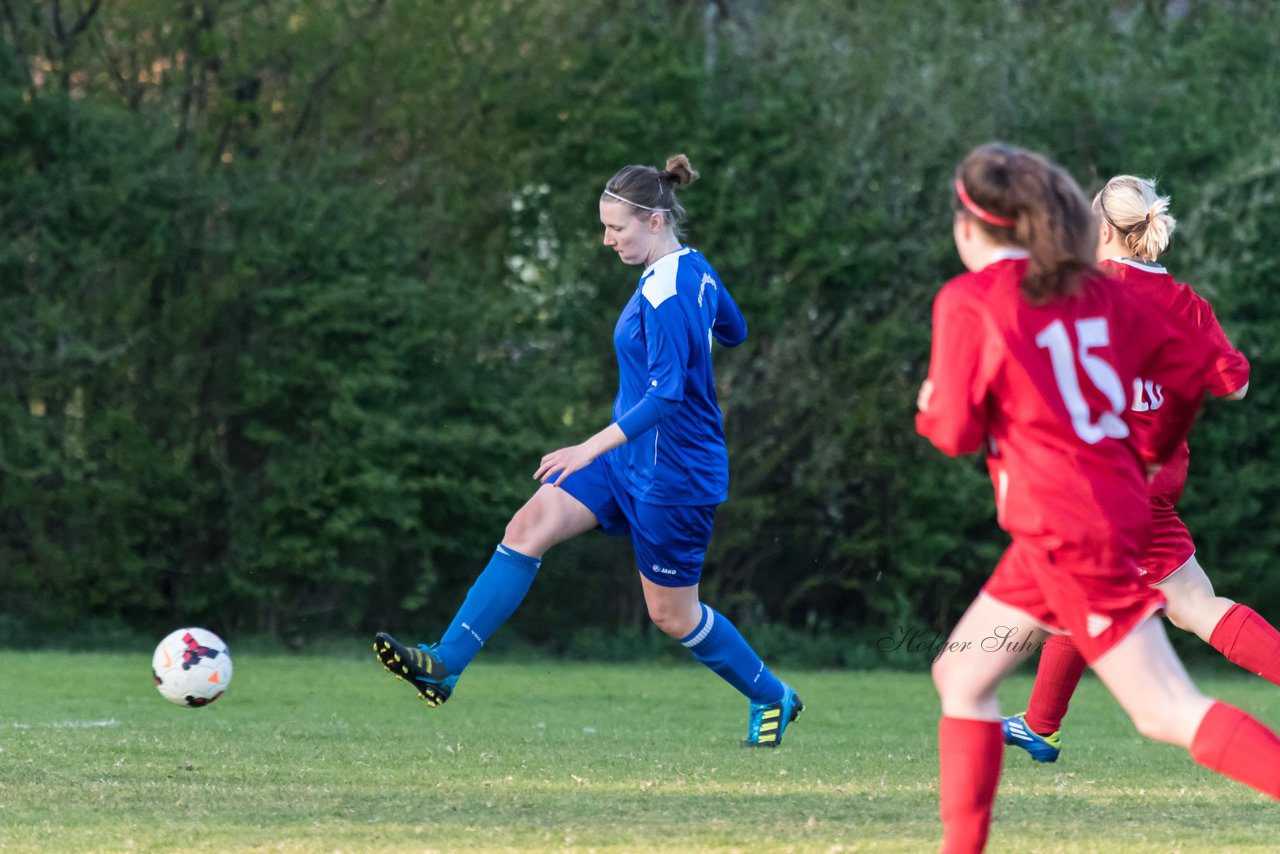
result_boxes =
[152,627,233,708]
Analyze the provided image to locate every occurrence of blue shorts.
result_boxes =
[559,457,717,587]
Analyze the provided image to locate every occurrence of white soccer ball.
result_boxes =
[152,627,233,708]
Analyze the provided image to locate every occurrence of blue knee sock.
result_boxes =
[679,604,784,704]
[434,544,541,675]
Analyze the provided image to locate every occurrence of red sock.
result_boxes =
[1209,604,1280,686]
[1189,702,1280,798]
[938,717,1003,854]
[1023,633,1088,735]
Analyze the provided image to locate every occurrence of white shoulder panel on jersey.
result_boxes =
[1111,257,1168,274]
[641,247,692,309]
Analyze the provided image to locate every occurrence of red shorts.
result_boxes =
[983,539,1165,662]
[1148,444,1189,505]
[1138,498,1196,584]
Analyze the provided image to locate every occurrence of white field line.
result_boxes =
[5,718,121,729]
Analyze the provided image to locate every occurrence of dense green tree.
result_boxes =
[2,1,1279,658]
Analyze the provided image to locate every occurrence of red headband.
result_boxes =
[955,176,1015,227]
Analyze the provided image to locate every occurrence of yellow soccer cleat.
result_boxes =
[373,632,458,707]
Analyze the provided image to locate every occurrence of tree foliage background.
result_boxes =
[3,0,1279,661]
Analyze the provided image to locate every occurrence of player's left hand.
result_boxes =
[917,378,935,413]
[534,443,597,486]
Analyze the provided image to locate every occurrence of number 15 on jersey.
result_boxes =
[1036,317,1131,444]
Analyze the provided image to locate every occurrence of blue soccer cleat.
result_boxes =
[374,632,458,707]
[1002,712,1061,763]
[743,684,804,748]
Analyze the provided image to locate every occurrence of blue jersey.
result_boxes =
[605,247,747,505]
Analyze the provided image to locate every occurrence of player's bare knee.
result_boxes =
[931,656,966,701]
[1163,591,1225,639]
[647,606,696,639]
[1128,705,1186,744]
[1163,600,1195,633]
[502,515,532,551]
[933,655,999,709]
[930,657,949,696]
[503,504,547,553]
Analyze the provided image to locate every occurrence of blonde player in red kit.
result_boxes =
[1003,175,1280,764]
[917,143,1280,854]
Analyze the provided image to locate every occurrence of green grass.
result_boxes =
[0,649,1277,852]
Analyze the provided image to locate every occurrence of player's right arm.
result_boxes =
[711,282,747,348]
[916,280,992,456]
[1182,286,1250,399]
[1224,381,1249,401]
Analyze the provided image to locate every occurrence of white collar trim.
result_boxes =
[1106,256,1167,273]
[990,248,1031,262]
[641,246,690,278]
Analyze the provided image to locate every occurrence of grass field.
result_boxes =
[1,647,1277,852]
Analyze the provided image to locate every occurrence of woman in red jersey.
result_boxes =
[1003,175,1280,764]
[917,143,1280,854]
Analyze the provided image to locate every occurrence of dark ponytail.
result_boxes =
[956,142,1096,303]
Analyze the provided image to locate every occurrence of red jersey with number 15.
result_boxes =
[916,254,1217,553]
[1100,257,1250,504]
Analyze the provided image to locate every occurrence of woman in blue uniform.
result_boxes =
[375,154,802,747]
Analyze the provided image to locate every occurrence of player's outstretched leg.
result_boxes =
[1156,557,1280,686]
[1208,603,1280,685]
[1094,617,1280,801]
[373,632,458,707]
[1022,633,1088,734]
[372,543,541,707]
[674,601,803,747]
[1002,633,1085,762]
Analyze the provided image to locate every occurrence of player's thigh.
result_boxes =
[1153,555,1233,637]
[933,593,1046,707]
[504,484,601,556]
[1089,616,1212,745]
[628,501,715,588]
[629,503,714,637]
[1153,554,1215,599]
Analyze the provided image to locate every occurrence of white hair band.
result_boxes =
[602,189,669,212]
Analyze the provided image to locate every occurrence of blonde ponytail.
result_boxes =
[1094,175,1177,262]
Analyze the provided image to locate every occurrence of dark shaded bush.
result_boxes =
[3,1,1280,653]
